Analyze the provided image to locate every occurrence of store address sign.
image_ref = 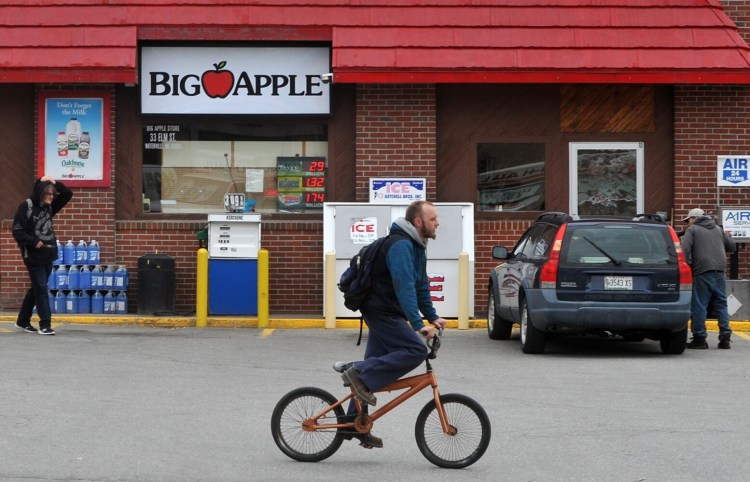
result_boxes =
[140,46,331,115]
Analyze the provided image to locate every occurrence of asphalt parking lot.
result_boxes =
[1,322,749,481]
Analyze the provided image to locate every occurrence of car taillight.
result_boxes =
[668,226,693,291]
[540,224,567,289]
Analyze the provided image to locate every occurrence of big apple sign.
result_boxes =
[141,46,331,115]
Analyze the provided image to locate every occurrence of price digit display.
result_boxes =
[277,157,326,209]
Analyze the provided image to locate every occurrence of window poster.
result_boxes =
[37,91,111,187]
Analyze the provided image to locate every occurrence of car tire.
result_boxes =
[487,286,513,340]
[520,298,546,354]
[659,326,687,355]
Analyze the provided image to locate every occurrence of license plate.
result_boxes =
[604,275,633,290]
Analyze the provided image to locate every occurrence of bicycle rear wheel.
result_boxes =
[415,393,491,469]
[271,387,345,462]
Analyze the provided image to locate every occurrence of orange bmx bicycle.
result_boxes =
[270,330,491,469]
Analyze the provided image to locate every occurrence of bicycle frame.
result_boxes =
[304,369,454,436]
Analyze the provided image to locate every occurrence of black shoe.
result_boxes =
[14,322,38,333]
[342,431,383,449]
[341,367,377,406]
[686,336,708,349]
[718,334,732,350]
[38,327,56,336]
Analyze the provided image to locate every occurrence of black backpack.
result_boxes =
[338,231,407,342]
[338,233,396,311]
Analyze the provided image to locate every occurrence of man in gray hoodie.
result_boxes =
[681,208,736,349]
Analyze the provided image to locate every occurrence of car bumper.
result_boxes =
[524,289,691,332]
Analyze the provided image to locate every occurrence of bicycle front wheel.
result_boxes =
[415,393,491,469]
[271,387,345,462]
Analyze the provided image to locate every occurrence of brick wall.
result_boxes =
[674,84,750,279]
[356,84,437,201]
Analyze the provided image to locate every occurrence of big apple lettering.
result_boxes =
[149,61,326,98]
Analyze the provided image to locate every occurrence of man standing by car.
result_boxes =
[681,208,736,349]
[341,200,447,448]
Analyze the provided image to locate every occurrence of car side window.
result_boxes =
[514,224,545,260]
[531,225,557,259]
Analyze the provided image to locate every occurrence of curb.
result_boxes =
[1,314,749,332]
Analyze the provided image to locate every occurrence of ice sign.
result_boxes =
[718,156,750,186]
[350,217,378,244]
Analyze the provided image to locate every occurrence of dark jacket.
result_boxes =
[681,215,736,275]
[12,179,73,266]
[364,220,439,331]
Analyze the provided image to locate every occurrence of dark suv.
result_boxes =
[487,212,692,354]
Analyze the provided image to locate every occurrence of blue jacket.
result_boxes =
[364,221,438,330]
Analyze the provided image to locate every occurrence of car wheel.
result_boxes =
[659,326,687,355]
[520,298,546,354]
[487,287,513,340]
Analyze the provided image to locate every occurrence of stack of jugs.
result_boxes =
[78,291,91,314]
[79,265,92,290]
[54,241,63,265]
[55,291,66,313]
[63,240,75,265]
[114,266,129,290]
[88,240,100,265]
[75,240,88,264]
[104,291,115,314]
[115,291,128,314]
[66,290,78,314]
[91,266,103,289]
[48,292,55,313]
[103,265,115,290]
[91,291,104,314]
[56,265,68,290]
[68,265,80,290]
[48,269,57,289]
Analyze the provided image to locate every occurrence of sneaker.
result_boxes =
[686,336,708,349]
[341,367,377,406]
[349,432,383,449]
[718,334,732,350]
[38,327,56,336]
[14,322,37,333]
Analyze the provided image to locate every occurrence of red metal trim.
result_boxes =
[332,70,750,85]
[0,70,137,84]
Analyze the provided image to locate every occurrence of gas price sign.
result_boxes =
[277,157,326,210]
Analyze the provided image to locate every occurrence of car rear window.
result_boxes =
[561,224,675,266]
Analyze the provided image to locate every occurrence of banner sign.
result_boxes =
[140,46,331,115]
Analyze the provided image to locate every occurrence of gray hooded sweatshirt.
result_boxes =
[680,216,736,275]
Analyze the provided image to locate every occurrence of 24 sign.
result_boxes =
[718,156,750,186]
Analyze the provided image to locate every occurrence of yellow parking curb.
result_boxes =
[0,314,748,331]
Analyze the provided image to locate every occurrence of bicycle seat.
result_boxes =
[332,361,358,373]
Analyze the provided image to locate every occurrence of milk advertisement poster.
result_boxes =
[38,91,111,187]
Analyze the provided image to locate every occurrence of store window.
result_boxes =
[142,120,327,214]
[477,143,545,212]
[569,142,644,216]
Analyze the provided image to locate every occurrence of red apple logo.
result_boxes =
[201,61,235,99]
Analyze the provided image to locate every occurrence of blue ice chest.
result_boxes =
[208,259,258,315]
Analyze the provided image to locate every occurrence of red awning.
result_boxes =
[1,0,749,84]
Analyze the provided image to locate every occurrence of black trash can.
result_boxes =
[137,254,175,315]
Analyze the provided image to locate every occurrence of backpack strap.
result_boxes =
[26,198,33,219]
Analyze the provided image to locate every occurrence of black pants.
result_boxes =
[18,263,54,329]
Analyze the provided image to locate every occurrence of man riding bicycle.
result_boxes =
[341,200,447,448]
